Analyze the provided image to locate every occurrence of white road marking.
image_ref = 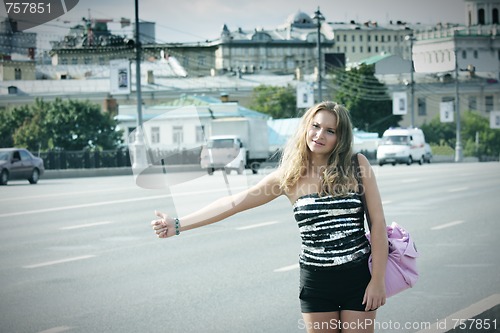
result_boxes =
[0,187,248,218]
[59,221,114,230]
[274,263,299,272]
[401,179,419,183]
[382,200,393,205]
[415,294,500,333]
[431,220,465,230]
[447,187,469,193]
[38,327,73,333]
[23,255,96,269]
[236,221,280,230]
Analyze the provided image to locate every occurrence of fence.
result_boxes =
[39,148,203,170]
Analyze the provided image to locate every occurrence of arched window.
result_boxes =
[478,9,485,24]
[14,68,21,80]
[493,8,499,24]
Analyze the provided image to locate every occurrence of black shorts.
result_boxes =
[299,256,372,313]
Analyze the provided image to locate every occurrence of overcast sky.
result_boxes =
[1,0,466,50]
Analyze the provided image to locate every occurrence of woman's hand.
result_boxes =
[362,278,386,311]
[151,210,176,238]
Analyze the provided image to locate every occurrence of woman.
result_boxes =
[151,101,388,332]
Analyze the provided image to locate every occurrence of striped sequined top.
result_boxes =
[293,192,371,269]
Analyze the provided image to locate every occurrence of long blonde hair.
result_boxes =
[278,101,357,196]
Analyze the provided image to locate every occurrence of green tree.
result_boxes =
[1,98,122,151]
[331,64,401,136]
[420,116,456,148]
[249,84,298,118]
[420,111,500,158]
[462,111,500,158]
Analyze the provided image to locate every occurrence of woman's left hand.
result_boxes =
[362,279,386,311]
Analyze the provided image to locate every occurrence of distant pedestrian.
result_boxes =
[151,101,388,332]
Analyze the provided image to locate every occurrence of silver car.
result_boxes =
[0,148,45,185]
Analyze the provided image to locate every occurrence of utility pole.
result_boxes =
[131,0,146,170]
[454,31,463,162]
[313,7,324,103]
[405,33,416,128]
[134,0,142,128]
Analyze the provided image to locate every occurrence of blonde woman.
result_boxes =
[152,101,388,333]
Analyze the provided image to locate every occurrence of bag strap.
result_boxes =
[352,153,372,231]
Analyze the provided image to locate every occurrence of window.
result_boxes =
[343,35,347,42]
[352,35,355,42]
[20,150,31,161]
[352,46,355,53]
[151,127,160,144]
[71,57,78,65]
[359,35,363,42]
[485,96,494,112]
[375,35,378,42]
[493,8,499,24]
[84,57,91,65]
[388,35,391,42]
[478,9,485,24]
[61,58,68,65]
[173,126,183,144]
[418,98,427,116]
[468,96,477,110]
[98,57,105,65]
[367,35,371,42]
[368,46,371,53]
[381,35,385,42]
[462,50,467,59]
[14,68,21,80]
[473,50,478,59]
[375,46,379,53]
[198,55,205,67]
[360,46,364,53]
[196,125,205,143]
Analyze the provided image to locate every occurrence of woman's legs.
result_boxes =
[339,310,377,333]
[301,312,341,333]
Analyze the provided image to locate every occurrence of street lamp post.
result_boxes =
[454,32,463,162]
[134,0,142,128]
[313,7,324,103]
[131,0,146,170]
[405,33,416,128]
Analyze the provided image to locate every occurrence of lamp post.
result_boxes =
[313,7,324,102]
[405,33,416,128]
[454,31,463,162]
[131,0,146,170]
[134,0,142,128]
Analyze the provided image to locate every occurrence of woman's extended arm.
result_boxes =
[152,171,283,238]
[357,153,389,311]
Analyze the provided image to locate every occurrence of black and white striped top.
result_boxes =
[293,192,371,269]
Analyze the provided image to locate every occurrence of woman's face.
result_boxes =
[306,110,338,156]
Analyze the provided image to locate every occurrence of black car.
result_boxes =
[0,148,45,185]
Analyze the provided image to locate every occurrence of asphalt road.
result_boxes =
[0,162,499,333]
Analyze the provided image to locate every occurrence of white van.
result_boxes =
[376,128,427,166]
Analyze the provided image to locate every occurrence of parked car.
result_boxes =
[0,148,45,185]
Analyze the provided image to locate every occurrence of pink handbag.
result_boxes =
[365,222,419,297]
[352,154,419,297]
